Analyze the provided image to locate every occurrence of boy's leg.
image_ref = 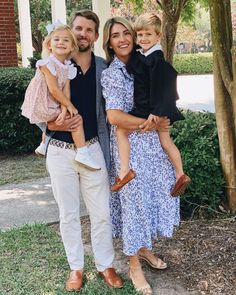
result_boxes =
[116,127,131,180]
[158,131,184,181]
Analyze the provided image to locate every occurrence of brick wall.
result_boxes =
[0,0,18,67]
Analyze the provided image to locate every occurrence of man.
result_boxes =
[46,10,123,292]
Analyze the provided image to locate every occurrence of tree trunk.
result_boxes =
[156,0,187,64]
[161,14,177,64]
[209,0,236,212]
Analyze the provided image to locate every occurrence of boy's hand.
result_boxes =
[148,114,160,124]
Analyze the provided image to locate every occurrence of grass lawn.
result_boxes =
[0,224,137,295]
[0,154,48,185]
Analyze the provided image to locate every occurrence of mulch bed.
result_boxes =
[80,216,236,294]
[152,217,236,294]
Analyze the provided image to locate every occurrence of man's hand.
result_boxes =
[48,113,82,132]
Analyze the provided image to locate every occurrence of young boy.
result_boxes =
[112,13,191,196]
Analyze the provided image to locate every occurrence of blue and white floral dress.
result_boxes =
[101,56,180,256]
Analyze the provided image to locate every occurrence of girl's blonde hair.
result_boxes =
[103,17,135,64]
[42,25,78,59]
[134,13,162,34]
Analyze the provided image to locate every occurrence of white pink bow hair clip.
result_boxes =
[46,19,64,34]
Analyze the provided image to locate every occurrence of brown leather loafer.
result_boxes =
[98,267,124,288]
[171,174,191,197]
[66,270,83,292]
[111,169,136,192]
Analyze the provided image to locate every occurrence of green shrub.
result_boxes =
[0,67,41,153]
[171,110,225,217]
[173,53,213,74]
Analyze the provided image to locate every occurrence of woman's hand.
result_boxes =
[139,116,170,132]
[48,113,82,132]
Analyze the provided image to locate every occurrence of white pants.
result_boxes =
[46,141,114,271]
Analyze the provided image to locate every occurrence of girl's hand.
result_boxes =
[67,102,78,117]
[55,106,67,125]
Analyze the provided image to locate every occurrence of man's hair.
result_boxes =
[134,13,162,34]
[69,9,100,33]
[103,17,135,64]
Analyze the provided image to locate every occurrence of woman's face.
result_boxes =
[109,23,134,64]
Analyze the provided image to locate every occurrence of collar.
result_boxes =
[111,56,133,80]
[137,43,162,56]
[71,52,95,69]
[50,54,70,68]
[112,55,127,69]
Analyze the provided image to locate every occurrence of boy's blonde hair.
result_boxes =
[42,25,78,59]
[134,13,162,34]
[103,17,135,64]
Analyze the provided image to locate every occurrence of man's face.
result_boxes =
[71,16,99,52]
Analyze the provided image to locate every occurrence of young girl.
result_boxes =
[21,23,100,171]
[111,13,191,195]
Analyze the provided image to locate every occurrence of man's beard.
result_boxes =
[77,38,92,52]
[78,44,91,52]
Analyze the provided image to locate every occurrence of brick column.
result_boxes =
[0,0,18,67]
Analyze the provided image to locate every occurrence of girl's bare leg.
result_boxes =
[129,255,152,295]
[41,132,46,144]
[158,130,184,181]
[71,124,86,148]
[72,123,100,170]
[116,127,131,180]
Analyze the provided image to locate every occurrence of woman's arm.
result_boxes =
[107,109,145,131]
[107,109,170,132]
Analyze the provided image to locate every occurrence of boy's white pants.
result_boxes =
[46,141,114,271]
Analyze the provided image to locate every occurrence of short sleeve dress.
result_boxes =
[101,56,180,256]
[21,54,77,124]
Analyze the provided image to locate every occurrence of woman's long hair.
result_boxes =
[103,17,135,64]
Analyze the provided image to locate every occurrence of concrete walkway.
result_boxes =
[0,177,87,230]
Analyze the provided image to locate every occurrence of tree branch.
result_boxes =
[156,0,163,10]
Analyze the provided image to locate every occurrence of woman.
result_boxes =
[101,17,180,295]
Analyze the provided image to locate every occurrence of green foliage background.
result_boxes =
[0,68,41,153]
[173,53,213,74]
[171,110,224,217]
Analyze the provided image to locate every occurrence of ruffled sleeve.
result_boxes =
[36,57,57,76]
[66,60,77,80]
